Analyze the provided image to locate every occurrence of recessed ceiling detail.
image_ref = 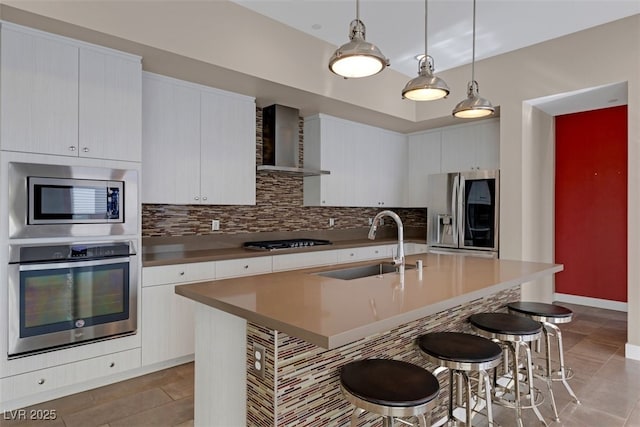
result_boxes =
[231,0,640,77]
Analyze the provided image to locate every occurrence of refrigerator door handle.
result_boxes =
[458,176,466,247]
[452,174,459,245]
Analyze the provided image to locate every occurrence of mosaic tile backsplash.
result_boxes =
[142,107,426,237]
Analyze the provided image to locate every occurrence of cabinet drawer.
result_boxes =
[1,348,140,402]
[337,245,393,263]
[215,257,272,279]
[272,250,338,272]
[405,243,428,255]
[142,262,216,287]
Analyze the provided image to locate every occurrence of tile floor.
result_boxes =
[1,302,639,426]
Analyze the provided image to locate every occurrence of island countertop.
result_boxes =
[175,253,562,349]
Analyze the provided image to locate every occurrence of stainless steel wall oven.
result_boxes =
[8,241,138,357]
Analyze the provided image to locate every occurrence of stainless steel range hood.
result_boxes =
[257,104,330,176]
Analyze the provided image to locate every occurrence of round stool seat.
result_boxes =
[340,359,439,408]
[507,302,573,324]
[469,313,542,341]
[418,332,502,370]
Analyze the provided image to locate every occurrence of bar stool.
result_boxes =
[507,301,581,421]
[417,332,502,426]
[469,313,547,427]
[340,359,440,426]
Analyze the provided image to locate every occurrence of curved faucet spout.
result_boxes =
[368,210,405,266]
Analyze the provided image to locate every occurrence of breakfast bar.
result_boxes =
[176,253,562,426]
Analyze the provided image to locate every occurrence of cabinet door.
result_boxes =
[441,120,500,172]
[318,118,353,206]
[377,132,406,207]
[141,74,201,204]
[474,119,500,170]
[142,285,195,366]
[440,125,478,172]
[0,26,79,156]
[79,47,142,161]
[405,131,441,207]
[347,125,375,207]
[200,90,256,205]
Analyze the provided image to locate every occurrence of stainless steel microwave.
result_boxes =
[28,177,123,224]
[9,162,138,238]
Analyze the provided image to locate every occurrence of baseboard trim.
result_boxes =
[553,293,627,312]
[626,343,640,361]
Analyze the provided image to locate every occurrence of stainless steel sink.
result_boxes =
[316,263,414,280]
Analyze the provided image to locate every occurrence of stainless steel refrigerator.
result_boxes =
[427,170,499,257]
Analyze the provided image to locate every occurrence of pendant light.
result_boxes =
[452,0,495,118]
[328,0,389,78]
[402,0,449,101]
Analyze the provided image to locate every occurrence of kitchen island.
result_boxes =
[176,253,562,426]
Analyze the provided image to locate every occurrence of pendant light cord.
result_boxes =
[471,0,476,83]
[356,0,360,22]
[424,0,428,58]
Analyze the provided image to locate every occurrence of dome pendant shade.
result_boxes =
[402,56,449,101]
[452,80,495,118]
[329,18,389,78]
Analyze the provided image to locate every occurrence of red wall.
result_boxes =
[555,105,627,302]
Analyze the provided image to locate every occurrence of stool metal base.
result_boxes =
[508,305,582,422]
[471,323,547,427]
[535,321,581,421]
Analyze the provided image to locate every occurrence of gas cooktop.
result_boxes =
[243,239,333,251]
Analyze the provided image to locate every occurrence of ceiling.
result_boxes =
[231,0,640,78]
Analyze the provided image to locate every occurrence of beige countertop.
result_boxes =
[142,236,425,267]
[175,253,563,349]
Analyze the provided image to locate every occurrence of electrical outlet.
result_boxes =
[212,220,220,231]
[329,218,335,227]
[253,343,265,378]
[368,217,373,225]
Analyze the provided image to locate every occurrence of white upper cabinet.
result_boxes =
[303,114,406,207]
[303,115,353,206]
[142,72,256,205]
[405,131,442,207]
[440,119,499,172]
[79,47,142,161]
[1,25,79,156]
[141,74,201,204]
[0,23,142,161]
[200,90,256,205]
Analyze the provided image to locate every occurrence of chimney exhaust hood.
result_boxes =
[257,104,329,176]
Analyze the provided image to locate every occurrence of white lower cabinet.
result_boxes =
[141,261,216,367]
[336,245,394,263]
[142,261,216,287]
[0,348,140,402]
[272,250,339,272]
[404,243,428,255]
[215,257,273,279]
[142,285,195,366]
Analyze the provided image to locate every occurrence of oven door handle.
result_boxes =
[18,256,132,271]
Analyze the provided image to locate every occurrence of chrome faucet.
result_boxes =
[368,210,405,266]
